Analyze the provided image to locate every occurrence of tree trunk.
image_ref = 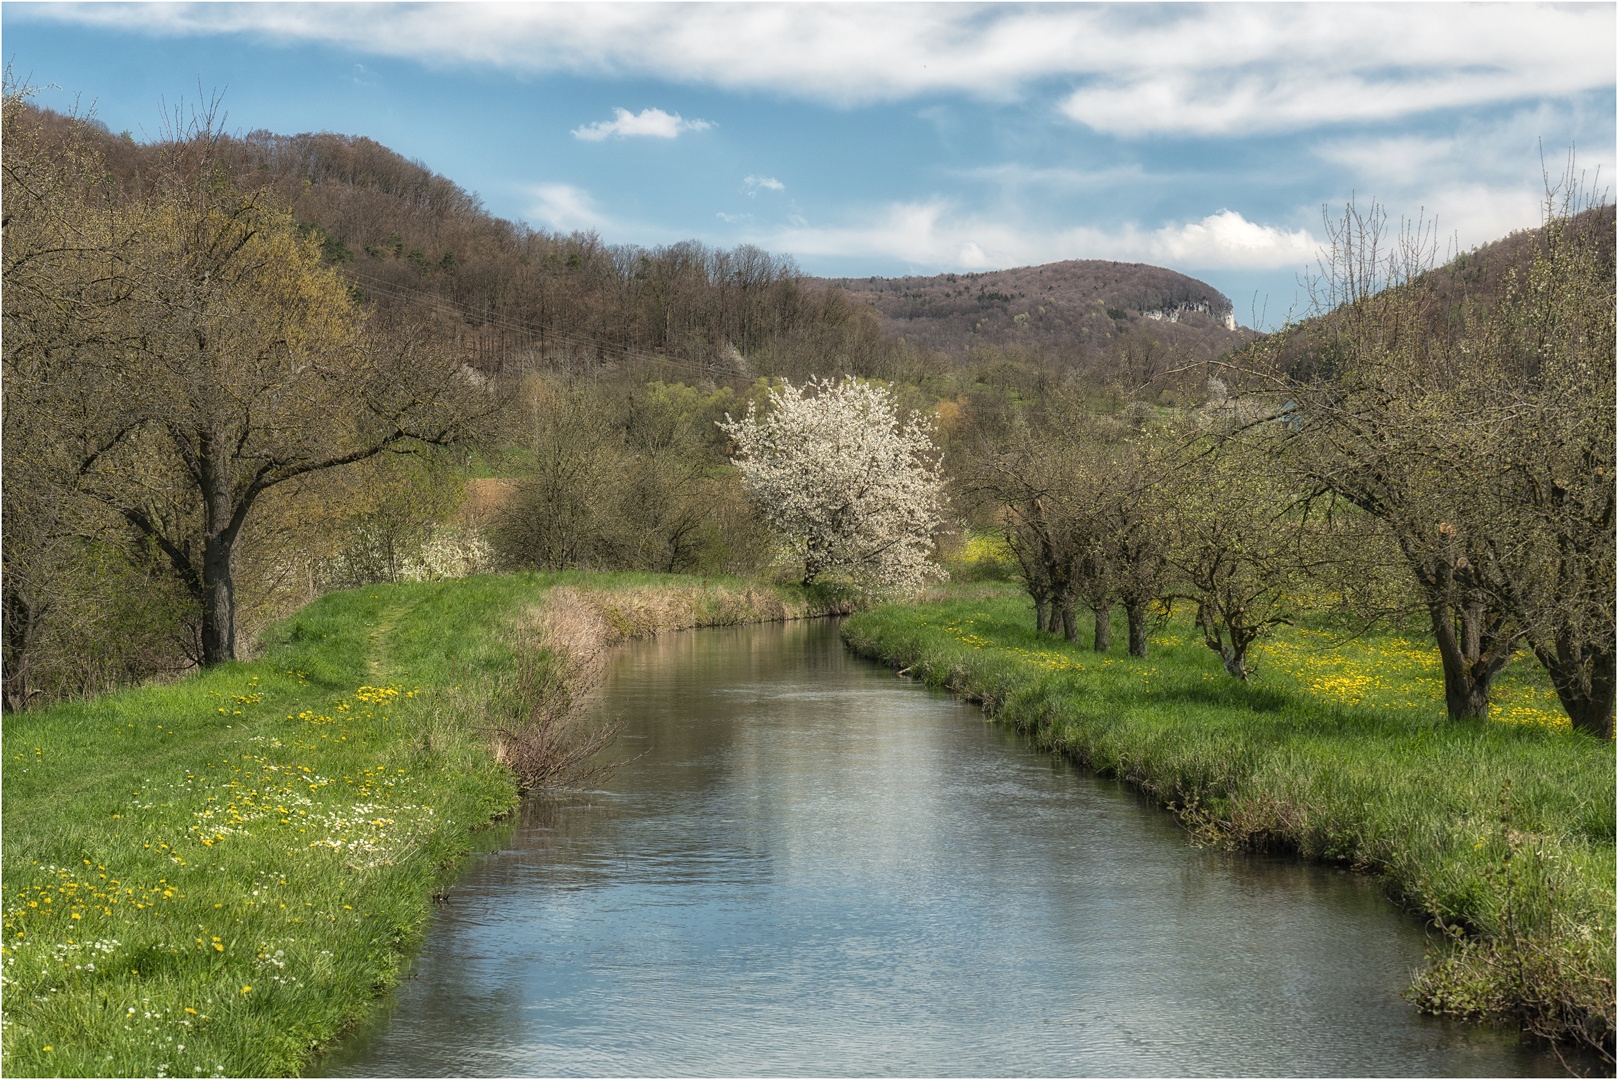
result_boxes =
[1440,670,1494,720]
[1092,603,1112,653]
[193,439,254,667]
[1033,595,1050,634]
[198,532,237,666]
[1565,694,1617,740]
[2,586,43,712]
[1125,598,1150,659]
[1533,637,1617,739]
[802,537,830,588]
[1218,645,1250,681]
[1197,597,1255,682]
[1058,597,1077,641]
[1428,598,1514,721]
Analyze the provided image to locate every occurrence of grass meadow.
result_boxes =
[0,570,839,1078]
[843,590,1615,1053]
[3,569,1611,1071]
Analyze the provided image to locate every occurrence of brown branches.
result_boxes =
[483,644,628,793]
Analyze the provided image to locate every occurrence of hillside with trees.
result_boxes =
[1245,198,1615,736]
[811,260,1251,364]
[14,102,1252,392]
[6,87,1612,745]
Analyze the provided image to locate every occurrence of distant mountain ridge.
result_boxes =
[807,260,1249,359]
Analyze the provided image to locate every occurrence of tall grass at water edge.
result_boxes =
[0,571,848,1078]
[842,593,1616,1059]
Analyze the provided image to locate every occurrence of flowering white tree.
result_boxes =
[718,376,947,592]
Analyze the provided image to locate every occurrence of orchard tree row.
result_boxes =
[959,189,1613,737]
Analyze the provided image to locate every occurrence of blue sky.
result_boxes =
[5,2,1614,327]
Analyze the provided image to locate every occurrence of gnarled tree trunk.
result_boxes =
[1124,597,1151,659]
[1426,597,1516,721]
[1092,603,1112,652]
[1533,636,1616,739]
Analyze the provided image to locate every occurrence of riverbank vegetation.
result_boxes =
[0,571,856,1076]
[5,81,1613,1067]
[843,594,1615,1060]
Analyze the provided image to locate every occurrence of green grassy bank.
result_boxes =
[843,592,1616,1056]
[1,571,851,1078]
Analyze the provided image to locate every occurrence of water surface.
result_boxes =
[322,618,1561,1077]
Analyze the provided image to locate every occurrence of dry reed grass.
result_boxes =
[488,579,855,791]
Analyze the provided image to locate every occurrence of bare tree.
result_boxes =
[960,423,1085,638]
[960,404,1173,655]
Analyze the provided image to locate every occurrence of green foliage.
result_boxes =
[2,88,495,680]
[313,450,475,589]
[942,532,1019,583]
[1409,785,1616,1059]
[295,220,351,264]
[493,379,772,576]
[6,539,201,708]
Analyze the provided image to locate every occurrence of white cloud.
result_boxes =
[744,175,784,196]
[743,200,1318,274]
[1418,184,1548,256]
[1315,134,1462,191]
[1311,104,1616,251]
[24,4,1615,134]
[1149,210,1318,270]
[762,200,965,265]
[525,183,613,233]
[957,241,990,269]
[1056,7,1618,136]
[572,107,711,141]
[948,162,1152,192]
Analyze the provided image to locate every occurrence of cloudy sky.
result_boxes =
[6,2,1614,326]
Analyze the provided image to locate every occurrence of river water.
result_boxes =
[321,618,1563,1077]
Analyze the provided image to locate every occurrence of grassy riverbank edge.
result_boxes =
[841,595,1616,1059]
[1,571,859,1078]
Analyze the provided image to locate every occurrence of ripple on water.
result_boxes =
[319,620,1572,1079]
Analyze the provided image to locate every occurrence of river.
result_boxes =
[319,618,1564,1077]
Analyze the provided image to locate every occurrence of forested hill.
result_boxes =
[809,261,1250,359]
[1249,202,1616,384]
[18,109,825,380]
[17,103,1252,385]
